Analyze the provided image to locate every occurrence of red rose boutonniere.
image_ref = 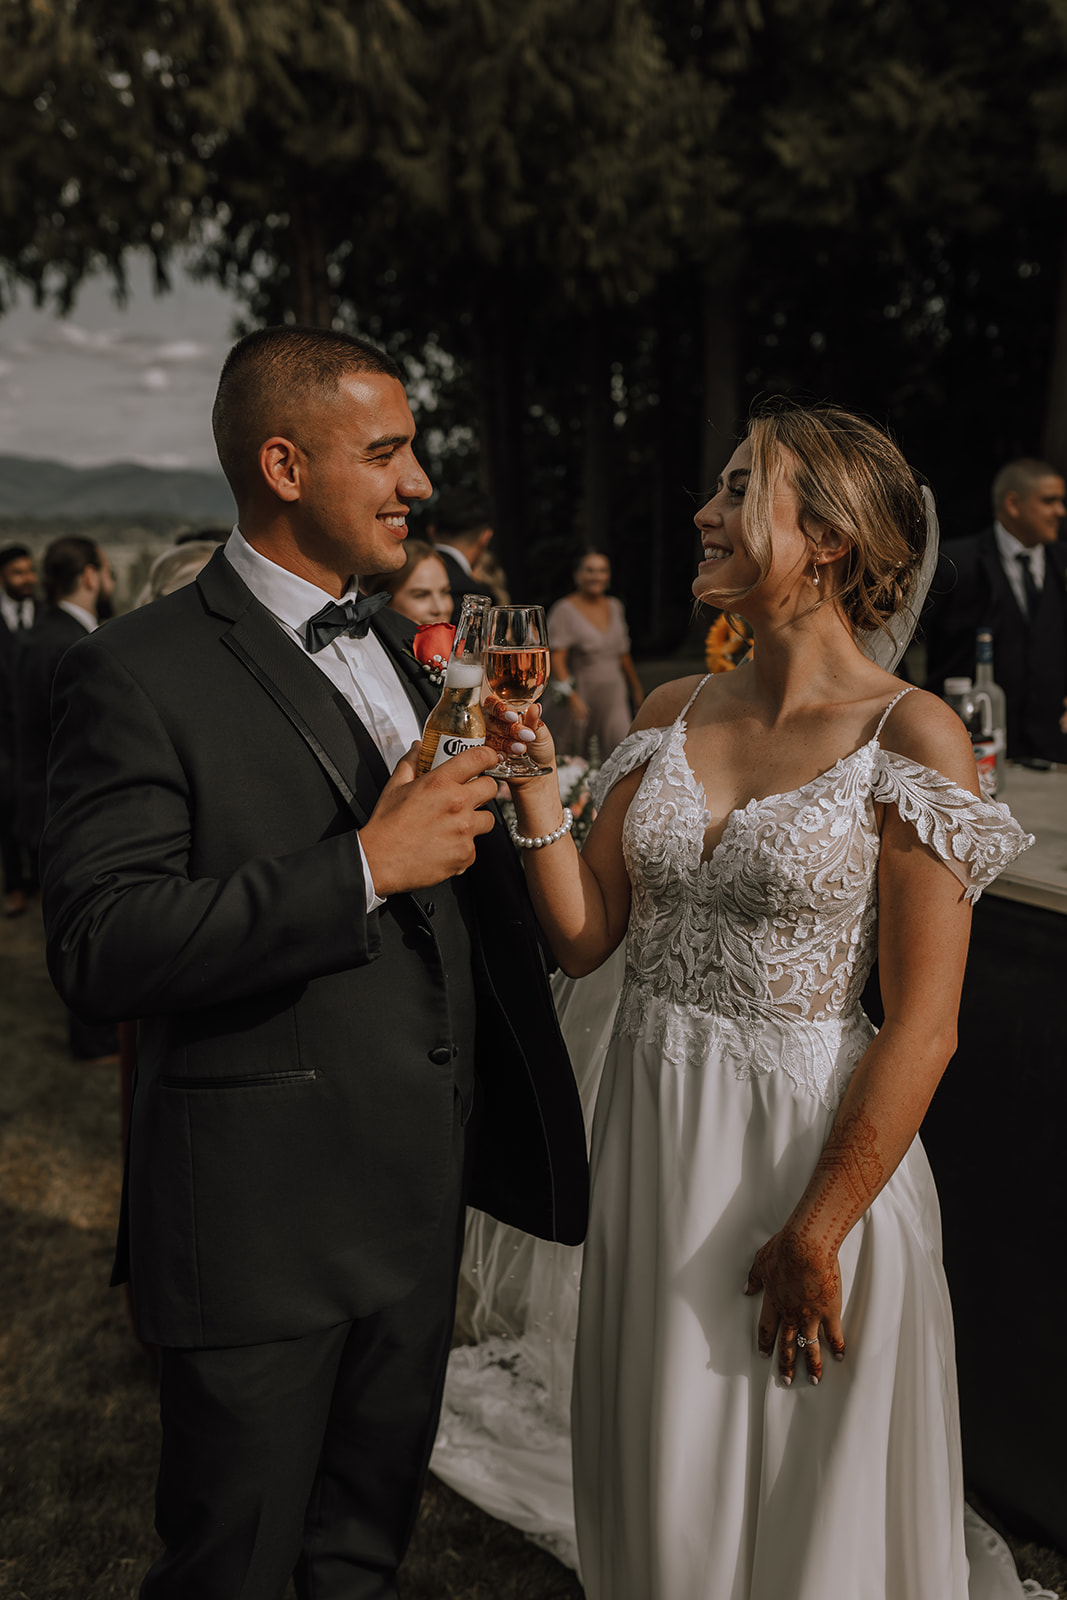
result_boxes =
[411,622,456,686]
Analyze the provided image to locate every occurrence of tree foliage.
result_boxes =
[4,0,1067,641]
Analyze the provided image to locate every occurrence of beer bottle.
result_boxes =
[417,595,490,775]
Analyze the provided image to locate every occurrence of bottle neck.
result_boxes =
[975,633,994,684]
[441,684,482,708]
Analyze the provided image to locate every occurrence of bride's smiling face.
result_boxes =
[692,439,813,609]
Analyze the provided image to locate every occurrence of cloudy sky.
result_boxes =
[0,256,239,471]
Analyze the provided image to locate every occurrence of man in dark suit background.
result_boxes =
[0,542,39,915]
[15,536,114,862]
[17,536,118,1059]
[924,457,1067,763]
[428,488,498,623]
[41,326,587,1599]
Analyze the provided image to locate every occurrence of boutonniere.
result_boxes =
[409,621,456,686]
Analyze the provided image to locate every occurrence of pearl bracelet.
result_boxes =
[509,807,574,850]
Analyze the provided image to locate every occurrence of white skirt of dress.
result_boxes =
[431,974,1056,1600]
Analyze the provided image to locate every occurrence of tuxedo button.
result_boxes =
[428,1045,451,1066]
[425,901,435,917]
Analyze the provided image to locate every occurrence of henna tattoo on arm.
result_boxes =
[795,1108,886,1259]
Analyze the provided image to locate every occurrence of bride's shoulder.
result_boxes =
[876,687,980,795]
[631,673,709,733]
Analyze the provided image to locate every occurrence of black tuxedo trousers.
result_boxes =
[40,549,587,1595]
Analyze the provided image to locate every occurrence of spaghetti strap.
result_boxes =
[873,684,917,742]
[679,674,711,721]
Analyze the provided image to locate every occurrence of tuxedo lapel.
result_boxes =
[198,552,387,827]
[369,607,439,723]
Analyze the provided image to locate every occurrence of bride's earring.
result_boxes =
[812,560,820,588]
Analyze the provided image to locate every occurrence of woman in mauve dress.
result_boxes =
[545,552,644,760]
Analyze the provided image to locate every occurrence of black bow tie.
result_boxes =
[303,592,390,653]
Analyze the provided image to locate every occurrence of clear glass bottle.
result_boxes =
[416,595,489,775]
[974,630,1007,796]
[943,673,998,797]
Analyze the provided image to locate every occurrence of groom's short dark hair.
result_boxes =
[212,325,403,496]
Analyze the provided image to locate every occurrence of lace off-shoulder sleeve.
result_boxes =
[588,726,666,811]
[872,750,1034,903]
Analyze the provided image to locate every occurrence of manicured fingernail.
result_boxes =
[833,1351,844,1362]
[504,711,520,723]
[758,1349,771,1359]
[509,742,526,754]
[781,1375,792,1387]
[516,727,535,742]
[810,1375,819,1386]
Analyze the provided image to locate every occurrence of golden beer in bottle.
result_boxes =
[416,595,490,775]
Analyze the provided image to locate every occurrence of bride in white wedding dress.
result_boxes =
[433,403,1055,1599]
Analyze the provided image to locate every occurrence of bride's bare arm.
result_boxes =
[486,679,697,977]
[746,695,980,1386]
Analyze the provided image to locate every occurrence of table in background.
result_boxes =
[923,765,1066,1549]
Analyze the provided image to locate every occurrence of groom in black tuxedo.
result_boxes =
[40,326,587,1599]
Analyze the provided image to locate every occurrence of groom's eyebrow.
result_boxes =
[366,432,411,451]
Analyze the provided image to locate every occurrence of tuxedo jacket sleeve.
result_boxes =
[44,630,377,1020]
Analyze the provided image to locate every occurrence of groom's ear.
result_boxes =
[259,437,303,503]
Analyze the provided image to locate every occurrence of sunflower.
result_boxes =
[704,613,753,673]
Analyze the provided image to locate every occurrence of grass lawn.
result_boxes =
[0,906,1061,1598]
[0,908,581,1599]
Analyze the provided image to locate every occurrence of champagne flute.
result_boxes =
[483,605,554,779]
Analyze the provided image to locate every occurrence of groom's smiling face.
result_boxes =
[296,371,433,586]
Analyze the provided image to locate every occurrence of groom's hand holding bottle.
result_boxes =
[359,742,501,893]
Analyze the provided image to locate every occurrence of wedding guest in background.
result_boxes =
[544,551,644,761]
[472,546,511,606]
[15,537,114,864]
[429,488,498,622]
[0,543,39,915]
[174,526,230,546]
[0,544,39,636]
[16,536,117,1061]
[924,456,1067,763]
[133,540,219,609]
[363,538,453,626]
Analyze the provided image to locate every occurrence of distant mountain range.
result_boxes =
[0,453,235,522]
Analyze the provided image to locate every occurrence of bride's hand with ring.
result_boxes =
[744,1226,845,1388]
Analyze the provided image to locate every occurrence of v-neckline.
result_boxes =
[673,717,879,869]
[566,596,614,635]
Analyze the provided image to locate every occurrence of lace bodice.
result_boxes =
[590,682,1033,1105]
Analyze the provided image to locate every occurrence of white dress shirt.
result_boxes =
[224,528,424,907]
[0,594,34,631]
[57,599,97,633]
[993,520,1045,617]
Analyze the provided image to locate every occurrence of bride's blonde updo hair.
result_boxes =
[733,401,929,639]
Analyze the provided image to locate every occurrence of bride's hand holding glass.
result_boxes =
[482,696,558,785]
